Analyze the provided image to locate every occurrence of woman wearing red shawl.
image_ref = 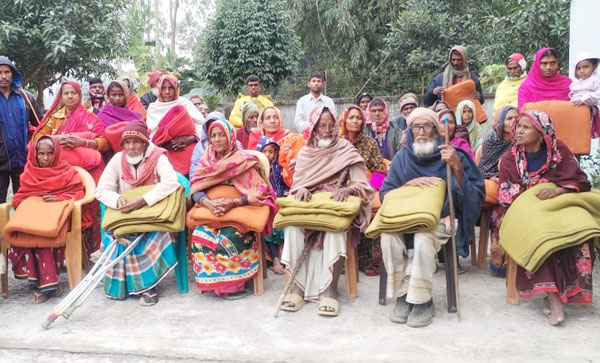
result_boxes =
[189,120,277,298]
[340,105,386,275]
[365,98,403,160]
[498,110,593,325]
[248,106,305,187]
[517,47,572,110]
[8,137,84,303]
[97,81,142,128]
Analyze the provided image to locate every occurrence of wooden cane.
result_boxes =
[443,117,461,321]
[274,166,351,317]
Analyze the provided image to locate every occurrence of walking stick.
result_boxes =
[443,117,461,321]
[42,235,143,329]
[274,166,350,317]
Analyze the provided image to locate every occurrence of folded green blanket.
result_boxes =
[500,183,600,272]
[273,192,361,232]
[102,185,186,237]
[365,181,445,238]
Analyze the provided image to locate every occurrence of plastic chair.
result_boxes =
[1,166,96,298]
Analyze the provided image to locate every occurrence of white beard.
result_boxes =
[413,138,438,156]
[125,154,144,165]
[317,138,332,148]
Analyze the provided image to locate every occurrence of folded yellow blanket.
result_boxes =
[499,183,600,272]
[102,185,186,237]
[273,192,361,232]
[365,181,446,238]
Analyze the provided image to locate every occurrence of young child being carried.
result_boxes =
[569,51,600,137]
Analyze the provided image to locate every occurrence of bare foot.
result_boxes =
[543,296,551,316]
[546,293,565,325]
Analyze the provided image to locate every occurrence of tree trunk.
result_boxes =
[169,0,179,67]
[36,76,45,107]
[154,0,161,67]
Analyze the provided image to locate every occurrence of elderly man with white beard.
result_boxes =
[279,105,374,317]
[379,108,484,327]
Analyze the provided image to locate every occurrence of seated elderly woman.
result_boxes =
[7,137,85,303]
[479,105,518,275]
[188,119,277,299]
[498,110,593,325]
[280,106,373,317]
[95,120,180,306]
[236,101,260,149]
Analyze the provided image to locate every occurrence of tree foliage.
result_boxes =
[0,0,128,102]
[196,0,300,96]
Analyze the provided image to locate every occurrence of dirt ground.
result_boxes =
[2,249,600,363]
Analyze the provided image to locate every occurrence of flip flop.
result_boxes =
[139,291,159,307]
[318,297,339,317]
[270,265,286,275]
[281,293,304,312]
[32,291,49,304]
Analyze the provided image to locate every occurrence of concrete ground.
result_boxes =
[1,254,600,362]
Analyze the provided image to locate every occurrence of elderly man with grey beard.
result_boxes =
[378,108,484,327]
[279,105,373,317]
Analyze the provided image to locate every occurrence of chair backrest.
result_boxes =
[73,166,96,205]
[245,150,271,178]
[521,100,591,155]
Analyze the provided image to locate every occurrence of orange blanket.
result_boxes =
[186,185,270,233]
[483,178,499,208]
[2,197,73,248]
[521,101,591,155]
[443,79,487,124]
[152,105,197,175]
[279,133,305,187]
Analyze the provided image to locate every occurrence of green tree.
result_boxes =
[0,0,128,103]
[196,0,300,96]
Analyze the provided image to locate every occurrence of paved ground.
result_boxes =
[1,254,600,362]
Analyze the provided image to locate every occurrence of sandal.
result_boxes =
[32,291,49,304]
[280,293,305,312]
[318,297,339,317]
[270,265,286,275]
[139,290,159,307]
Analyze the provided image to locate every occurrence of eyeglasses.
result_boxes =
[409,124,435,132]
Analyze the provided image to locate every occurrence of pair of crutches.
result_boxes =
[42,234,143,330]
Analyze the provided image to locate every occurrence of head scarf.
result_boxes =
[518,47,571,109]
[307,105,339,147]
[573,51,600,79]
[339,105,365,145]
[148,70,164,88]
[253,106,290,149]
[478,105,516,179]
[241,101,260,127]
[12,137,84,208]
[208,119,237,155]
[107,80,131,105]
[456,99,482,150]
[442,46,471,88]
[98,81,142,128]
[259,141,288,198]
[365,98,390,135]
[157,74,180,101]
[506,53,527,80]
[88,80,105,114]
[398,93,418,112]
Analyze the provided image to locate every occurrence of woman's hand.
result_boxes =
[42,194,58,202]
[119,197,146,213]
[536,187,568,200]
[332,187,353,202]
[470,90,481,100]
[294,187,312,202]
[170,135,196,151]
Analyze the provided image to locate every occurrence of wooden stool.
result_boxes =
[506,256,519,305]
[477,209,491,269]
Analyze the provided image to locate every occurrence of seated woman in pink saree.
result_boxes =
[33,81,109,183]
[33,81,108,253]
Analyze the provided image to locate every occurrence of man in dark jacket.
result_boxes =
[0,56,43,202]
[423,46,484,107]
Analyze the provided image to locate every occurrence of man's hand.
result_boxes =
[119,197,146,213]
[469,90,481,100]
[439,144,462,171]
[536,187,567,200]
[294,187,312,202]
[331,187,353,202]
[433,86,445,95]
[405,176,441,188]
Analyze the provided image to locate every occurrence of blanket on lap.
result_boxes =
[500,183,600,272]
